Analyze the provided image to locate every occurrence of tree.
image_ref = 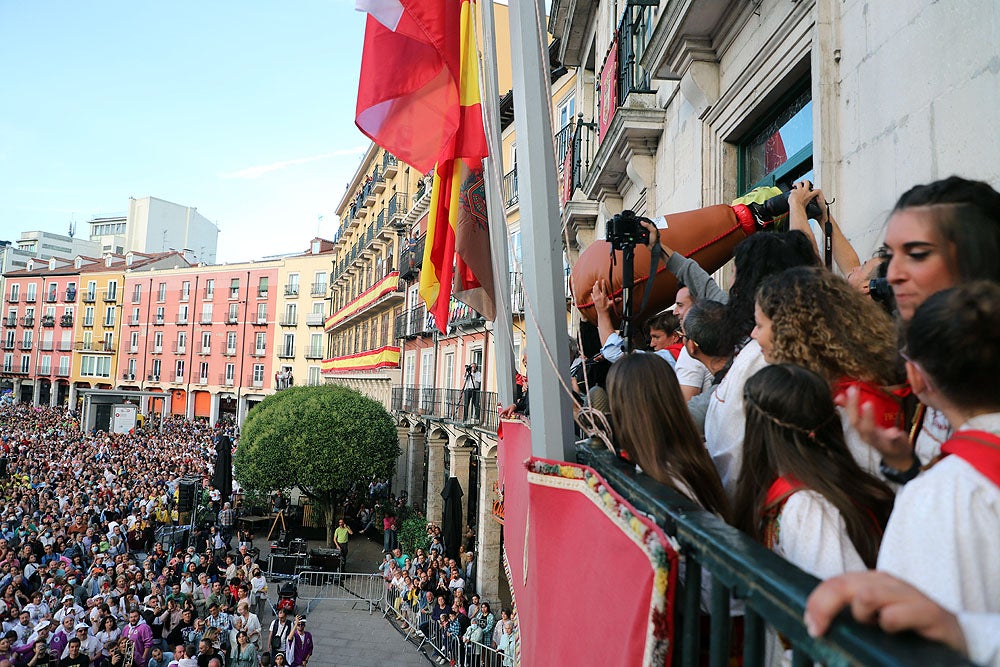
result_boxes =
[234,385,400,546]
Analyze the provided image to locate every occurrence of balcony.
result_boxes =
[103,290,118,303]
[121,371,136,381]
[284,284,299,297]
[176,315,189,325]
[250,348,267,358]
[129,345,138,354]
[278,347,296,359]
[510,272,526,314]
[63,290,76,302]
[390,385,499,431]
[306,313,325,327]
[82,292,96,303]
[151,345,163,354]
[372,167,386,195]
[40,314,56,328]
[131,291,142,304]
[393,303,435,339]
[304,346,324,360]
[147,374,161,382]
[152,316,165,326]
[382,152,398,178]
[83,318,94,328]
[226,315,239,325]
[38,341,53,351]
[18,341,32,351]
[173,374,185,384]
[196,376,209,385]
[24,293,36,303]
[59,315,74,327]
[249,377,264,389]
[387,191,409,229]
[172,343,187,354]
[310,282,327,296]
[279,316,298,327]
[178,289,191,302]
[251,316,268,326]
[44,293,58,303]
[203,287,215,300]
[20,316,35,327]
[502,167,518,208]
[55,368,70,377]
[198,345,211,356]
[449,299,484,328]
[257,288,269,299]
[218,373,236,387]
[74,341,114,353]
[6,294,18,303]
[200,314,213,325]
[157,292,167,303]
[399,235,425,282]
[102,319,116,328]
[219,343,238,357]
[562,118,599,230]
[57,341,72,352]
[128,316,140,326]
[2,316,15,328]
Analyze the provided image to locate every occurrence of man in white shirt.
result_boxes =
[462,363,482,422]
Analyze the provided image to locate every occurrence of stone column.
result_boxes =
[209,393,220,426]
[392,425,409,497]
[12,380,23,404]
[68,382,77,408]
[237,396,248,426]
[31,382,41,407]
[475,450,502,603]
[49,385,58,407]
[406,426,427,509]
[425,434,447,527]
[185,392,196,421]
[448,444,472,529]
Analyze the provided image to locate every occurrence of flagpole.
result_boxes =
[477,0,515,408]
[507,0,575,460]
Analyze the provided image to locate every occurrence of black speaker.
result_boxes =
[178,479,198,512]
[155,525,190,554]
[268,554,306,576]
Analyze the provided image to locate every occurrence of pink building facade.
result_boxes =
[121,261,281,425]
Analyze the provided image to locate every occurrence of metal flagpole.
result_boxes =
[477,0,515,408]
[507,0,575,460]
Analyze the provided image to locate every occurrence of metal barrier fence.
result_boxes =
[382,583,516,666]
[576,444,974,667]
[295,571,384,615]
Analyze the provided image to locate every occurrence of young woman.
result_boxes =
[607,353,731,519]
[877,282,1000,623]
[735,364,894,576]
[753,267,904,475]
[231,630,258,667]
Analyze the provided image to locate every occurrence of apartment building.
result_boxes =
[121,261,281,424]
[273,238,336,389]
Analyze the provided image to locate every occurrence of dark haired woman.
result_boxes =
[735,364,894,577]
[606,354,730,520]
[850,176,1000,474]
[877,282,1000,626]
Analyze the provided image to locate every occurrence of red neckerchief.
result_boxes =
[833,378,911,430]
[761,476,803,551]
[941,430,1000,487]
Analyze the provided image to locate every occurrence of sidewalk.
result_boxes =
[256,530,429,667]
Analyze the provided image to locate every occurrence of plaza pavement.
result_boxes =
[255,529,431,667]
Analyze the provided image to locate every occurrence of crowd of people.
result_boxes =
[377,521,515,666]
[576,176,1000,665]
[0,410,308,667]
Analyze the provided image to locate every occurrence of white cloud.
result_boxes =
[221,147,366,180]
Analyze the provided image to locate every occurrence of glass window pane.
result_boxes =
[742,87,812,190]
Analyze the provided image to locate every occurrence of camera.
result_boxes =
[748,190,824,222]
[605,210,650,251]
[465,365,472,373]
[868,277,892,304]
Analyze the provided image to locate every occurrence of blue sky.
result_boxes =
[0,1,370,262]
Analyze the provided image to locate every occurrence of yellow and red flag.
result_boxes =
[356,0,495,331]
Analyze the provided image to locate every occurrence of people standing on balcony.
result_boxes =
[845,176,1000,476]
[606,353,731,520]
[462,363,481,422]
[680,301,734,435]
[672,285,715,402]
[752,267,904,477]
[589,280,676,369]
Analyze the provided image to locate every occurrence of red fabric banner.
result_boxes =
[598,38,619,141]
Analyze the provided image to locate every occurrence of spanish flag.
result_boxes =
[356,0,495,331]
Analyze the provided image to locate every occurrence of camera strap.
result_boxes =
[638,242,665,316]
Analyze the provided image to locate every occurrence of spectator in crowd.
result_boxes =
[681,300,734,433]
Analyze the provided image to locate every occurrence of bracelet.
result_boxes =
[879,454,922,484]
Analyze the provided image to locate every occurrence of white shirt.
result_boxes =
[600,332,677,369]
[878,413,1000,615]
[957,613,1000,667]
[675,346,712,393]
[772,490,867,579]
[704,340,767,498]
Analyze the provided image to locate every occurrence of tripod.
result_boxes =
[266,509,287,542]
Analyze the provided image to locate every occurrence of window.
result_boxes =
[201,331,211,353]
[255,332,267,354]
[199,361,209,383]
[307,366,321,386]
[557,94,576,130]
[177,332,187,353]
[312,272,328,296]
[157,283,167,302]
[230,278,240,299]
[282,333,295,357]
[309,333,323,358]
[153,332,163,353]
[155,306,165,324]
[286,274,300,296]
[131,306,140,324]
[181,281,191,301]
[20,354,31,373]
[228,303,239,323]
[104,306,115,327]
[132,284,142,303]
[178,305,189,324]
[84,307,94,327]
[8,284,19,301]
[25,284,36,302]
[739,82,813,193]
[258,277,269,297]
[226,332,237,353]
[225,363,235,384]
[47,283,57,301]
[201,303,213,323]
[152,359,161,378]
[257,303,267,323]
[284,303,297,325]
[252,363,265,386]
[175,360,185,381]
[106,281,117,301]
[39,356,51,375]
[127,358,136,376]
[86,281,97,300]
[206,279,215,299]
[58,357,70,375]
[80,356,110,378]
[130,331,138,352]
[103,331,113,351]
[444,352,455,389]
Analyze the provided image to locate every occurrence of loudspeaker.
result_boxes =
[269,554,307,576]
[178,479,199,513]
[155,525,190,554]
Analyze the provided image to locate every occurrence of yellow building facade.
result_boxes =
[70,259,126,391]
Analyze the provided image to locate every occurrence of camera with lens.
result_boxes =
[605,210,650,251]
[748,189,824,222]
[868,277,892,304]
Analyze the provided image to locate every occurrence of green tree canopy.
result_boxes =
[234,385,400,545]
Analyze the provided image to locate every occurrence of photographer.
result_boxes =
[461,363,482,422]
[787,180,862,275]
